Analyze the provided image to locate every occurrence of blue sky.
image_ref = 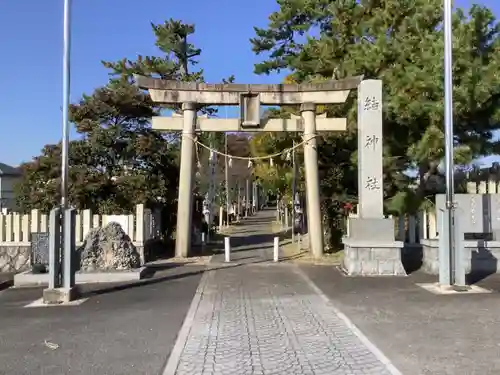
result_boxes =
[0,0,498,167]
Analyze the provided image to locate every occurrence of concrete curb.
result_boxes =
[13,267,148,287]
[293,265,403,375]
[161,269,211,375]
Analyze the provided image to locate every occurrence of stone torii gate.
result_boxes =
[136,75,357,259]
[135,75,402,270]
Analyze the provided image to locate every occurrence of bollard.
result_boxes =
[273,236,279,262]
[224,237,231,262]
[201,232,206,245]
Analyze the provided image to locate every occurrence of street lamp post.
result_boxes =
[60,0,77,293]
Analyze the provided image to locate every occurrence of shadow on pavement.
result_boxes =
[80,268,207,298]
[0,279,13,292]
[79,260,274,299]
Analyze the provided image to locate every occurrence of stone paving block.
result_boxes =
[169,266,397,375]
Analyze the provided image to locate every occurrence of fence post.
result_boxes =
[75,211,82,244]
[135,204,144,243]
[21,214,29,242]
[82,209,91,240]
[488,179,497,194]
[144,209,152,243]
[478,181,487,194]
[92,214,100,229]
[30,209,40,240]
[5,214,12,242]
[466,181,477,194]
[429,211,437,239]
[12,213,21,242]
[419,210,427,240]
[0,215,4,242]
[40,213,48,232]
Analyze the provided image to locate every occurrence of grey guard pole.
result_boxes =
[453,207,466,287]
[48,208,62,289]
[438,208,450,286]
[63,208,76,289]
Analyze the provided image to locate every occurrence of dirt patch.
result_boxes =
[281,241,343,265]
[147,256,212,266]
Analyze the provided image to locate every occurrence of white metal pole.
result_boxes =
[273,236,279,262]
[443,0,456,286]
[224,237,231,262]
[61,0,72,209]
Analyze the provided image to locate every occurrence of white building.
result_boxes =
[0,162,21,212]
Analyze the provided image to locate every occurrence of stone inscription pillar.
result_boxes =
[342,80,406,276]
[175,102,197,258]
[358,80,384,218]
[301,103,324,258]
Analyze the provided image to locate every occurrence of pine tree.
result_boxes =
[15,20,207,223]
[251,0,500,248]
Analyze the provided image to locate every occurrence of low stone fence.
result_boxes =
[0,204,155,272]
[346,212,431,245]
[348,202,500,275]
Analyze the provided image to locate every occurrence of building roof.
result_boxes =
[0,162,21,176]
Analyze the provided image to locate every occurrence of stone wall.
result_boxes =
[342,240,406,276]
[422,238,500,274]
[0,241,146,273]
[0,244,30,272]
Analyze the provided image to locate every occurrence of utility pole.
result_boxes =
[61,0,71,211]
[442,0,466,288]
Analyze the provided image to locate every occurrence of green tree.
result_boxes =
[252,0,500,248]
[15,19,208,220]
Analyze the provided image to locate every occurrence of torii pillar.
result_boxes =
[135,75,362,258]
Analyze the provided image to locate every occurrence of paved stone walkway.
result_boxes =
[163,210,400,375]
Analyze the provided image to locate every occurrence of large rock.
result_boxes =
[78,222,141,271]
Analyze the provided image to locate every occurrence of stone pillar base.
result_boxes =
[342,238,406,276]
[43,287,80,304]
